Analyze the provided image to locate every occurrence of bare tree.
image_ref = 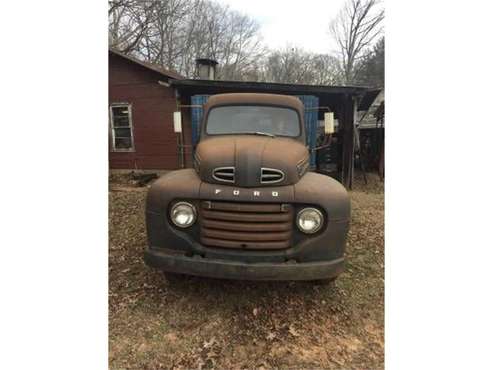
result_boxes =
[108,0,158,54]
[353,36,384,87]
[263,47,311,84]
[330,0,384,84]
[132,0,194,69]
[263,47,343,85]
[109,0,265,80]
[310,54,344,85]
[216,10,266,80]
[185,2,265,80]
[108,0,352,85]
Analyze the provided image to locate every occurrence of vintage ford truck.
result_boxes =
[144,93,350,282]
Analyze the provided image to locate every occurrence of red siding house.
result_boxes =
[108,48,186,171]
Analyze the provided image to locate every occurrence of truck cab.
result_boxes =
[144,93,350,282]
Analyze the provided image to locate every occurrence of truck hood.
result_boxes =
[195,135,310,187]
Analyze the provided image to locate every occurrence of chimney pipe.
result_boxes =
[195,58,218,80]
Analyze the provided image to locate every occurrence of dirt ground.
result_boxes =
[109,173,384,369]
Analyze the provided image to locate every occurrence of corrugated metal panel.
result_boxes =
[191,95,210,146]
[190,94,319,167]
[296,95,319,168]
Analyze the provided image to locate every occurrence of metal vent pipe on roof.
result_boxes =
[196,58,218,80]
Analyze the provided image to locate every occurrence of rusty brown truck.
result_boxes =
[144,93,350,283]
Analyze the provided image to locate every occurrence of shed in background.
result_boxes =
[171,79,374,188]
[108,48,185,171]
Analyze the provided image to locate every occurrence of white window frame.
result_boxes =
[109,103,135,152]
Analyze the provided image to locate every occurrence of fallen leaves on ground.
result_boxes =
[109,172,384,369]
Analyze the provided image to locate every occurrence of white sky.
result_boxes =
[216,0,347,54]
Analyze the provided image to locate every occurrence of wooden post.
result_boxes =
[175,91,185,169]
[341,94,356,189]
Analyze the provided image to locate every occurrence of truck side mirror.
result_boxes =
[324,112,335,134]
[173,111,182,133]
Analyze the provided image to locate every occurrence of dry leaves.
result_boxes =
[109,173,385,369]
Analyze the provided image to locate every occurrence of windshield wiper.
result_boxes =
[241,131,276,138]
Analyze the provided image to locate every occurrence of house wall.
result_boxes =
[108,53,180,170]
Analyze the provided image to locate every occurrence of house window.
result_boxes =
[110,103,134,151]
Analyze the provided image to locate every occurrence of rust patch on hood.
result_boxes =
[195,135,309,187]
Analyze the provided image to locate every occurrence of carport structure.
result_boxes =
[171,79,379,189]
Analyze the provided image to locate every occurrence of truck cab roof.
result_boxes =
[203,93,305,113]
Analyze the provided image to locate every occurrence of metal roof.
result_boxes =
[171,78,370,96]
[357,89,382,111]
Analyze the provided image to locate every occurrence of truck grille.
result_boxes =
[212,167,235,183]
[199,201,293,250]
[260,168,285,184]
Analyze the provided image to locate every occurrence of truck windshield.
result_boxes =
[206,105,300,137]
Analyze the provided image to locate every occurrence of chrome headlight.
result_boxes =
[170,202,196,228]
[296,208,324,234]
